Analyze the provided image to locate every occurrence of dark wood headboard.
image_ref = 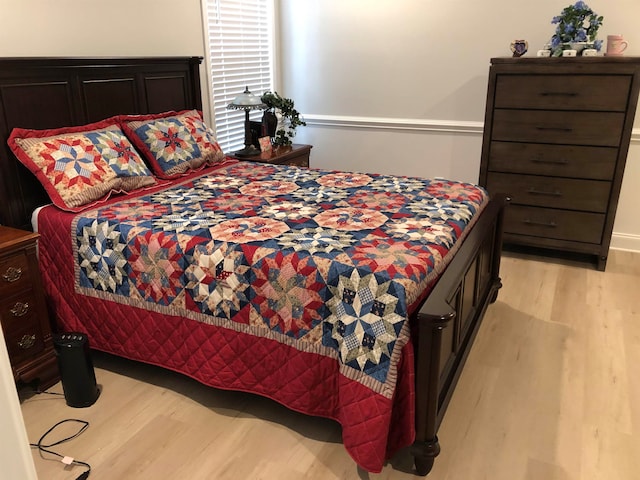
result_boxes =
[0,56,204,230]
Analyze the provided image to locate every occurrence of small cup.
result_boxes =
[607,35,628,56]
[537,49,551,57]
[562,49,577,57]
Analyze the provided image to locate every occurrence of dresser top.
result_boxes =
[492,56,640,66]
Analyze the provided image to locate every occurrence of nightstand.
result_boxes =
[0,226,58,389]
[231,143,312,167]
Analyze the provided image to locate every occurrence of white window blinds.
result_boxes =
[204,0,274,153]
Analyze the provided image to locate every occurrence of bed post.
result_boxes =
[411,311,454,475]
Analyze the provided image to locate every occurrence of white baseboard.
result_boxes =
[610,232,640,253]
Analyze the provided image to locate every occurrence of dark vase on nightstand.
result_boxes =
[262,110,278,138]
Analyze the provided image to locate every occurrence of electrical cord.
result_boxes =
[33,389,65,397]
[30,419,91,480]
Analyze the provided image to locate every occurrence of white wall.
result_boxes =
[278,0,640,251]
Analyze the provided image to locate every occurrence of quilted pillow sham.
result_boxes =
[120,109,225,179]
[8,118,156,212]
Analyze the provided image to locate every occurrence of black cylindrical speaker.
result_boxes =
[53,332,100,408]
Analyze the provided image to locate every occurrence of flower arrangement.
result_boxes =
[550,1,603,56]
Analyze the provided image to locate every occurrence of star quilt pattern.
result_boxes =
[73,162,487,392]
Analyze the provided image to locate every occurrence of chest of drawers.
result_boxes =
[479,57,640,270]
[0,226,58,389]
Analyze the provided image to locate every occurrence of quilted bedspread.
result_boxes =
[36,159,488,472]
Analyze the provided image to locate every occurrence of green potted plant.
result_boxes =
[260,91,306,147]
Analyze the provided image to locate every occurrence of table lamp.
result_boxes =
[226,86,266,157]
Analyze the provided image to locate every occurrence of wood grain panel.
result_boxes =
[505,205,604,244]
[488,142,618,180]
[81,77,138,121]
[495,74,631,111]
[144,75,189,113]
[486,172,611,212]
[492,109,624,147]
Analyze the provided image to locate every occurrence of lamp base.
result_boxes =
[233,145,262,157]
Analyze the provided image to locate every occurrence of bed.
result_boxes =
[0,56,506,476]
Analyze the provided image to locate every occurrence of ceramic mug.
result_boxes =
[607,35,628,56]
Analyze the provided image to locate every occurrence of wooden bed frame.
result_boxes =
[0,56,506,475]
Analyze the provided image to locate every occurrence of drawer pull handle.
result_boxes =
[10,302,30,317]
[540,92,578,97]
[2,267,22,282]
[536,126,573,133]
[527,188,562,197]
[531,158,568,165]
[18,334,36,350]
[524,219,558,228]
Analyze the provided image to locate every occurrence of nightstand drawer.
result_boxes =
[486,173,610,212]
[278,154,309,167]
[505,205,604,244]
[4,318,45,365]
[1,290,38,330]
[492,110,624,147]
[0,252,32,298]
[495,75,631,111]
[488,142,617,180]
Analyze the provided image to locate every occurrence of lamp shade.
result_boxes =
[227,86,266,110]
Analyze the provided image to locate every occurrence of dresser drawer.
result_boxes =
[495,75,631,111]
[488,142,617,180]
[486,173,610,212]
[0,252,33,298]
[492,110,624,147]
[505,205,604,244]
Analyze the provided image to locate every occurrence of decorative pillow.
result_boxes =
[120,109,225,179]
[8,118,156,212]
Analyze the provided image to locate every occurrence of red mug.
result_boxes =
[607,35,628,56]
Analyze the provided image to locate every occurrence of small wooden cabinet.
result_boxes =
[480,57,640,270]
[231,143,312,167]
[0,226,58,389]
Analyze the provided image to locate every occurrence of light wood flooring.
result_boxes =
[19,249,640,480]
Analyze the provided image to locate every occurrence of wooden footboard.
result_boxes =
[411,194,507,475]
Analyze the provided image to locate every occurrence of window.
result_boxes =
[204,0,274,153]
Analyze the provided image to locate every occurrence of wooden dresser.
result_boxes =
[479,57,640,270]
[0,226,58,389]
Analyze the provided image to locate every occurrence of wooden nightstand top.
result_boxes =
[230,143,312,167]
[0,226,39,253]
